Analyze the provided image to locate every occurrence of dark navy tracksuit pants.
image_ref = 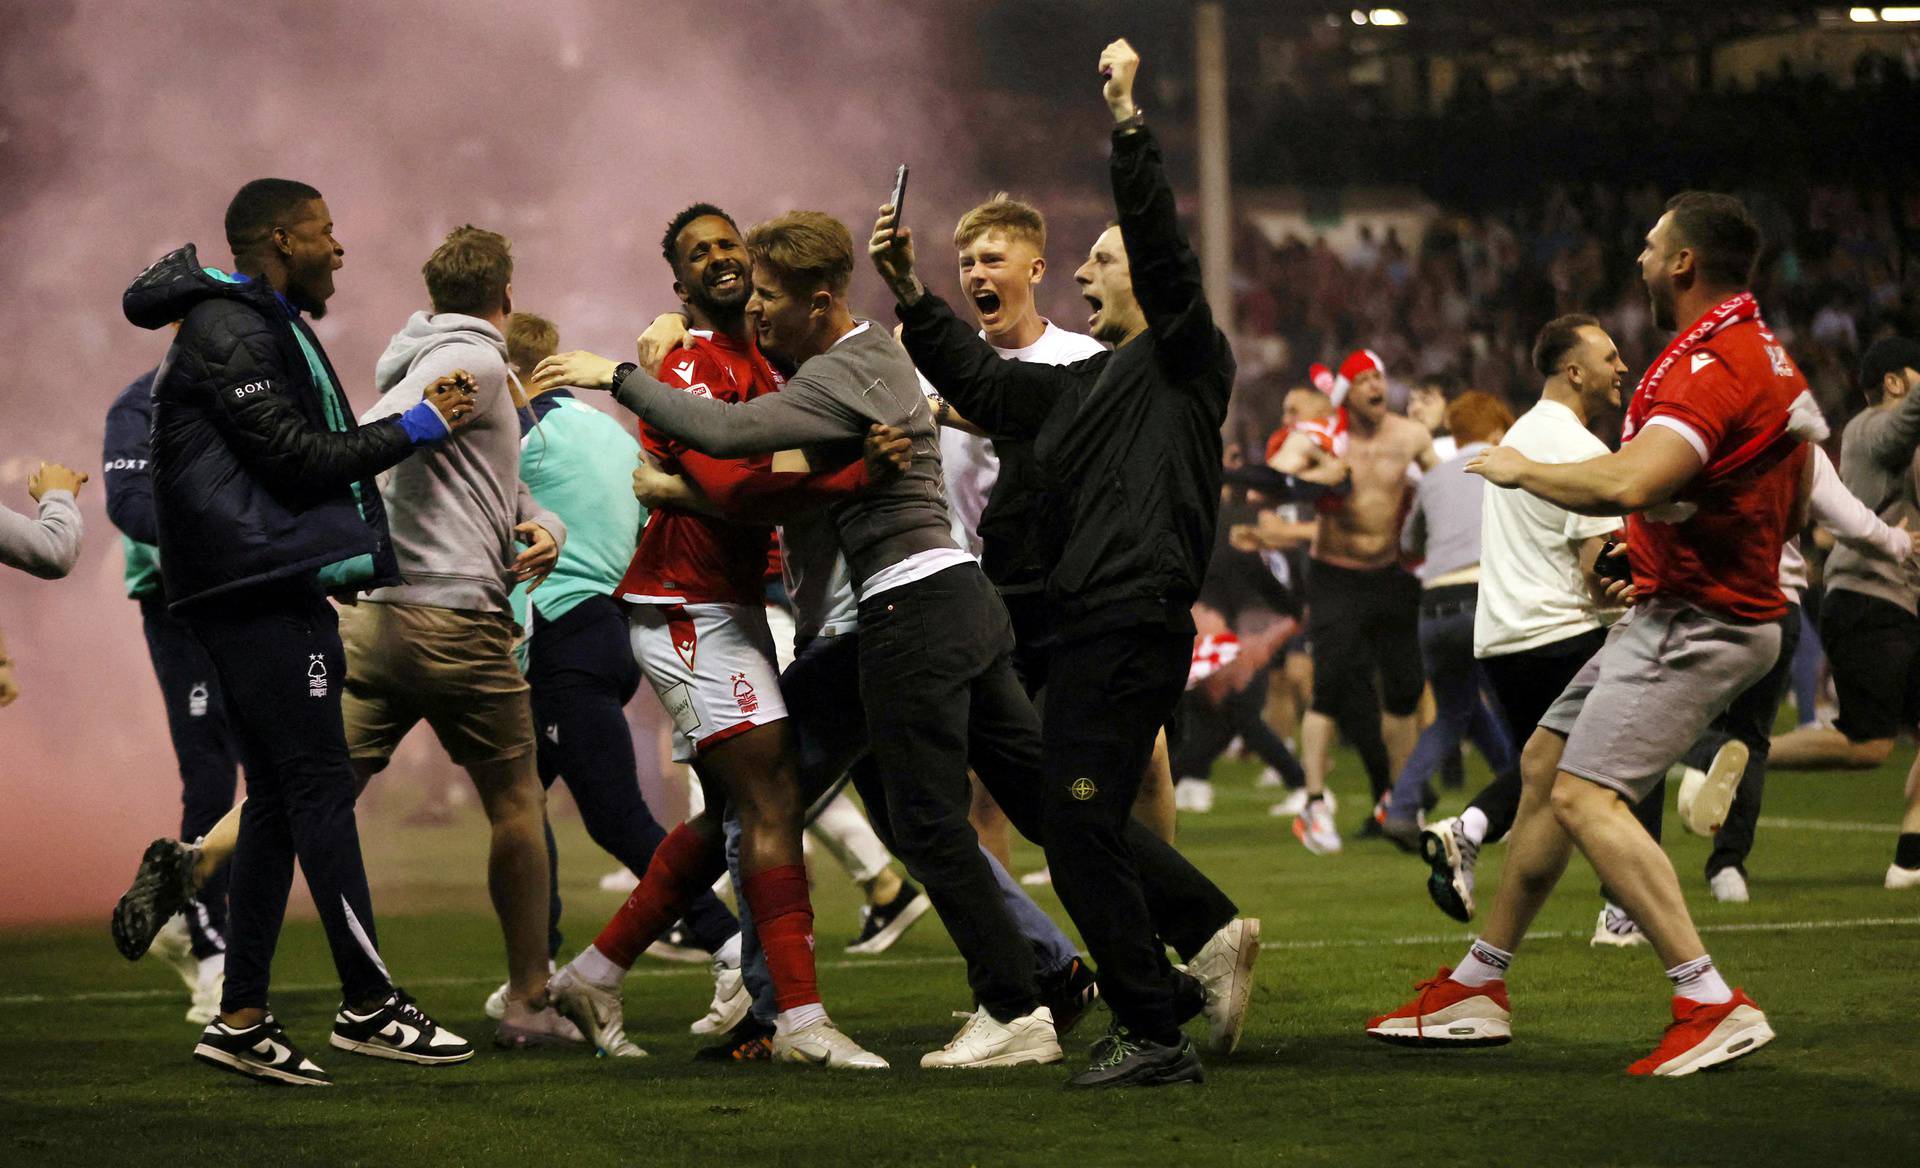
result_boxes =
[186,589,393,1013]
[527,595,738,956]
[139,596,238,959]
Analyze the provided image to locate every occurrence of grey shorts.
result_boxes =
[1538,597,1781,801]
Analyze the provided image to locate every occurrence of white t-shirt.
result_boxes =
[1474,398,1621,658]
[917,320,1106,554]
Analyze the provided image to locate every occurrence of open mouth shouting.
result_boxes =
[970,286,1003,321]
[1083,292,1104,329]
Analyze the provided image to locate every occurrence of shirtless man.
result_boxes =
[1270,350,1437,853]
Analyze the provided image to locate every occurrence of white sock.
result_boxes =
[1459,807,1489,846]
[714,933,743,969]
[1452,939,1513,987]
[572,944,626,990]
[1666,955,1733,1005]
[775,1002,827,1035]
[196,952,226,986]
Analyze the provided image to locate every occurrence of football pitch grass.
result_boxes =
[4,750,1918,1166]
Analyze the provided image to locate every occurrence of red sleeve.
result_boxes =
[1646,356,1742,458]
[678,449,870,523]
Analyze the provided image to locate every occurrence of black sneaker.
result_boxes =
[846,880,932,955]
[1066,1025,1204,1089]
[193,1014,331,1086]
[1038,956,1100,1037]
[330,989,474,1065]
[693,1015,775,1063]
[112,838,196,960]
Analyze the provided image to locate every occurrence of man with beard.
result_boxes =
[121,178,476,1084]
[1367,192,1814,1077]
[535,204,888,1068]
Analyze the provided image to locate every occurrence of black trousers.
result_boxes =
[1043,623,1240,1043]
[1682,602,1803,878]
[1475,627,1663,844]
[1307,562,1424,799]
[527,596,738,955]
[139,596,238,959]
[1172,668,1305,788]
[185,590,392,1012]
[855,565,1235,1029]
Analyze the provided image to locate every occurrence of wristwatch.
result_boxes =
[611,362,637,390]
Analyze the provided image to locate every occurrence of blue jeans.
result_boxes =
[1387,587,1516,819]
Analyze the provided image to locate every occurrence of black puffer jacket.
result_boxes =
[124,244,415,612]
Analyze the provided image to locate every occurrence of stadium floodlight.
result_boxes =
[1351,9,1368,24]
[1850,6,1879,18]
[1880,6,1920,19]
[1369,8,1409,25]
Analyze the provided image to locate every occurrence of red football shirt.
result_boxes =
[1624,318,1811,622]
[615,332,783,606]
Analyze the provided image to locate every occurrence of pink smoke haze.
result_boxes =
[0,0,1121,925]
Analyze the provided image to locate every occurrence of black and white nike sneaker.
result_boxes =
[112,838,197,960]
[330,989,474,1065]
[193,1014,331,1086]
[845,880,932,955]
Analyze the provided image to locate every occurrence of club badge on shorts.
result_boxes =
[1069,777,1097,801]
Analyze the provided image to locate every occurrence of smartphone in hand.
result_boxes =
[889,164,909,225]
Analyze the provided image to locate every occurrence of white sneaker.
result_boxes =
[1677,740,1749,836]
[691,959,750,1035]
[1886,863,1920,890]
[772,1017,889,1069]
[1269,788,1333,818]
[598,867,639,893]
[919,1006,1062,1068]
[1019,867,1053,887]
[1709,868,1751,904]
[187,962,224,1026]
[1293,799,1342,854]
[1256,767,1286,789]
[546,964,647,1057]
[1175,779,1215,814]
[1187,918,1261,1054]
[1591,905,1648,948]
[150,915,199,994]
[486,960,555,1021]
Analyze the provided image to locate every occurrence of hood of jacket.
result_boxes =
[375,311,509,393]
[123,243,281,331]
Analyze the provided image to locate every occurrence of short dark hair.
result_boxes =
[423,225,513,316]
[746,211,855,297]
[661,202,739,270]
[505,312,559,377]
[1663,191,1762,290]
[224,178,323,259]
[1532,313,1602,378]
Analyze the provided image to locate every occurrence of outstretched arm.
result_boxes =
[1468,426,1703,516]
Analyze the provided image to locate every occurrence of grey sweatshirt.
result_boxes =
[359,312,564,614]
[613,321,956,584]
[1402,441,1488,584]
[1826,387,1920,613]
[0,492,82,579]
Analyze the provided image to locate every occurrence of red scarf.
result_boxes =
[1624,291,1801,483]
[1622,291,1759,443]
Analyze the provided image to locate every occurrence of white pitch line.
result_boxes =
[8,915,1916,1008]
[1758,816,1898,834]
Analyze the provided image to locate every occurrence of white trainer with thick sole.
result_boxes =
[546,965,647,1058]
[691,960,750,1035]
[1677,739,1749,836]
[1886,863,1920,890]
[920,1006,1062,1068]
[771,1018,888,1069]
[1187,918,1261,1054]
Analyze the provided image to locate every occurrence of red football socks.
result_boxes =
[590,824,725,970]
[742,865,821,1011]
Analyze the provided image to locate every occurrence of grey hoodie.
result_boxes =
[360,312,564,614]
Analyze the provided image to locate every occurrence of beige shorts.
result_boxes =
[340,601,535,768]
